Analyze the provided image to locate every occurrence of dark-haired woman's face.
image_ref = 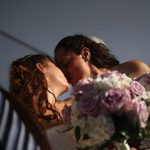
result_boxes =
[55,49,91,86]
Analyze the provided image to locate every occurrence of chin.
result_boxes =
[71,80,78,86]
[64,83,70,92]
[60,83,70,96]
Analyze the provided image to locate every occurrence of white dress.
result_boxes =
[46,125,76,150]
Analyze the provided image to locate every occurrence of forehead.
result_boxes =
[55,49,76,63]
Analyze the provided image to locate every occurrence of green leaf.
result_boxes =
[83,134,90,140]
[75,126,81,142]
[121,144,129,150]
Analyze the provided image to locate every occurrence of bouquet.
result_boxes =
[62,71,150,150]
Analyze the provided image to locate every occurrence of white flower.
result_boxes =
[94,73,131,93]
[146,91,150,98]
[76,115,115,148]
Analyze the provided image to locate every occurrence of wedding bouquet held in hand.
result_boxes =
[62,71,150,150]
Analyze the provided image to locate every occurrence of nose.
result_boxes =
[63,67,74,83]
[57,62,73,83]
[58,66,69,81]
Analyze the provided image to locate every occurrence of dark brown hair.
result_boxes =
[55,34,119,69]
[9,54,61,128]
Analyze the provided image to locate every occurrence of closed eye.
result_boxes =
[60,59,70,69]
[63,62,69,68]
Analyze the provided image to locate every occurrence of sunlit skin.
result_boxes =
[111,60,150,78]
[36,61,72,117]
[45,61,70,96]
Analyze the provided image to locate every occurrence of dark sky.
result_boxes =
[0,0,150,94]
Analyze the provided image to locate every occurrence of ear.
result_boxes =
[81,47,90,62]
[36,63,47,74]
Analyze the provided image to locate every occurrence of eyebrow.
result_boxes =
[56,57,69,66]
[56,56,71,64]
[56,58,65,64]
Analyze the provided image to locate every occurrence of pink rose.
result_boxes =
[100,70,124,80]
[126,99,149,128]
[134,73,150,91]
[130,81,146,97]
[135,72,150,83]
[138,101,149,128]
[73,78,93,94]
[102,88,131,114]
[78,89,102,117]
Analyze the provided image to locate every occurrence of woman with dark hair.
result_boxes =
[9,54,72,129]
[53,34,150,150]
[54,34,150,86]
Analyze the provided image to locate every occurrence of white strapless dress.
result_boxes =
[46,125,76,150]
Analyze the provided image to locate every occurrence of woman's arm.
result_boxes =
[112,60,150,78]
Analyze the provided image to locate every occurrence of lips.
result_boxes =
[66,72,82,85]
[67,75,72,83]
[66,74,73,85]
[69,76,81,86]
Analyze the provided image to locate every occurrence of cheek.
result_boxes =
[47,68,58,81]
[56,68,68,82]
[70,60,89,76]
[71,59,84,70]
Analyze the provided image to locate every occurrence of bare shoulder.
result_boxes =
[122,60,150,72]
[112,60,150,78]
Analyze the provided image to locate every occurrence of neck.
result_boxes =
[47,89,57,105]
[90,64,108,77]
[46,78,64,98]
